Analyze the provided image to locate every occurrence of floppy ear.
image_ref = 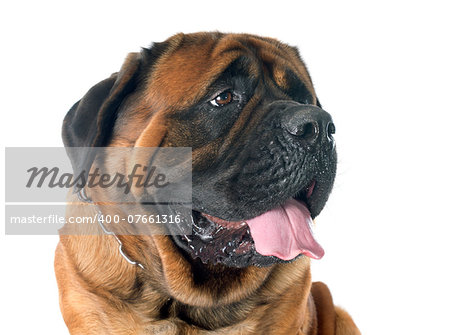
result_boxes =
[62,52,142,189]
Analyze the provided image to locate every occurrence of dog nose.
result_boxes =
[278,102,335,148]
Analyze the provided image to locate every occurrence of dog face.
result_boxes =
[63,32,336,305]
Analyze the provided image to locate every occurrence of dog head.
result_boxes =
[63,32,336,306]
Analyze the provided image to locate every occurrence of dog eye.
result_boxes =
[210,91,233,107]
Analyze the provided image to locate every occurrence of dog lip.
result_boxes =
[175,210,256,266]
[293,179,316,211]
[306,180,316,199]
[201,213,247,229]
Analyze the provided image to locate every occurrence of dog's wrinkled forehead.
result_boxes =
[145,32,316,111]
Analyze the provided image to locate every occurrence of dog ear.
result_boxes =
[62,52,142,189]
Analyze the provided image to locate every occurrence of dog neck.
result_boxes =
[57,194,317,334]
[128,257,316,333]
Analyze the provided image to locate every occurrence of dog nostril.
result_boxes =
[327,122,336,140]
[294,121,319,142]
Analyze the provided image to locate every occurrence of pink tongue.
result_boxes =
[246,198,324,260]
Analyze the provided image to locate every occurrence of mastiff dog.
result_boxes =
[55,32,360,334]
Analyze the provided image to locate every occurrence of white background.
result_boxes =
[1,1,450,334]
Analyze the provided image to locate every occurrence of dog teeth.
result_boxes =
[199,234,213,242]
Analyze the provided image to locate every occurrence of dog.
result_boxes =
[55,32,360,334]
